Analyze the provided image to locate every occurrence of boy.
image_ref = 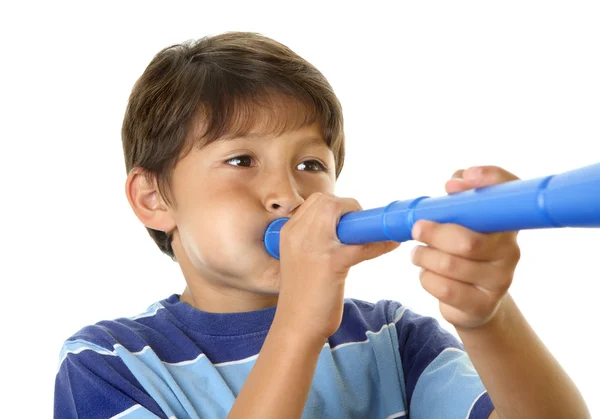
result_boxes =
[54,32,590,418]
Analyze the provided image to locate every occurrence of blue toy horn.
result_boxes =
[264,162,600,259]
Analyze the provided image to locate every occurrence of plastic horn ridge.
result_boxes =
[263,162,600,259]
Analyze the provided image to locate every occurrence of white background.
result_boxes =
[1,1,598,417]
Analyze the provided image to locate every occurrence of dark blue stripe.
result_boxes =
[67,310,270,365]
[67,299,400,366]
[54,349,167,418]
[395,308,465,408]
[469,392,495,418]
[329,298,393,349]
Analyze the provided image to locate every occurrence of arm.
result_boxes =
[456,293,590,419]
[227,310,325,419]
[229,192,400,418]
[410,165,590,419]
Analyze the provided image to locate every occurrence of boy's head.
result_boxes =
[121,32,346,308]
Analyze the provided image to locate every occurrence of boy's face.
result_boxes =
[165,121,336,312]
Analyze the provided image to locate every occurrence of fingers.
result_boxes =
[411,244,511,292]
[465,165,520,186]
[297,193,362,219]
[412,219,513,262]
[445,165,520,195]
[445,169,472,194]
[302,193,362,235]
[418,269,495,317]
[413,165,522,329]
[283,192,365,247]
[304,194,400,265]
[419,270,501,328]
[282,192,400,268]
[287,192,325,223]
[317,195,402,263]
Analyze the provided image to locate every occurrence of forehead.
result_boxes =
[227,123,328,148]
[190,93,328,148]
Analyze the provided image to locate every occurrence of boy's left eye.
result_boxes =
[225,155,326,172]
[297,160,326,172]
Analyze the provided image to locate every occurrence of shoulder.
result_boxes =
[338,297,463,354]
[54,300,176,419]
[341,297,404,327]
[340,297,430,332]
[56,299,170,370]
[329,298,419,348]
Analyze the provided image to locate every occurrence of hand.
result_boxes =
[410,166,522,330]
[276,192,401,341]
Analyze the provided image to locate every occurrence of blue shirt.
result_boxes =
[54,294,494,418]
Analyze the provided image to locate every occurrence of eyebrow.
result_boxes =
[228,135,328,149]
[297,136,328,149]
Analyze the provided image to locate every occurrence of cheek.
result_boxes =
[179,219,236,269]
[178,194,254,257]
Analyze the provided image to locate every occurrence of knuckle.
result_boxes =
[459,236,482,254]
[496,240,520,267]
[508,243,521,263]
[323,199,342,213]
[477,166,500,184]
[498,278,512,294]
[437,281,454,301]
[439,254,458,275]
[349,198,363,211]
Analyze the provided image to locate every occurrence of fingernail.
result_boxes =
[451,169,464,180]
[410,246,418,262]
[464,166,482,181]
[412,222,421,240]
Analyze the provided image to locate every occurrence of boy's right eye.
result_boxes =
[225,155,254,167]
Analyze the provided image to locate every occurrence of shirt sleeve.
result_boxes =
[54,343,168,419]
[392,304,495,419]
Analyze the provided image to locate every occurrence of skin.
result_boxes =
[126,122,590,418]
[412,167,590,418]
[129,122,340,313]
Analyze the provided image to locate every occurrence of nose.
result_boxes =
[263,171,304,217]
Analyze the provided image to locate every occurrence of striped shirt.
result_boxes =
[54,294,494,418]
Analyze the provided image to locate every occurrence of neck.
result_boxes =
[180,284,279,313]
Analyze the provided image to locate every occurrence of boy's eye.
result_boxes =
[297,160,326,172]
[225,155,254,167]
[225,155,326,172]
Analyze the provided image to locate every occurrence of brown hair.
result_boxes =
[121,31,345,260]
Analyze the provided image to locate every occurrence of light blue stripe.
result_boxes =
[410,348,487,419]
[129,302,164,320]
[110,404,163,418]
[305,327,407,419]
[58,339,116,367]
[393,305,409,323]
[114,345,201,419]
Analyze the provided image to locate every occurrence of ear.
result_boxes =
[125,167,176,233]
